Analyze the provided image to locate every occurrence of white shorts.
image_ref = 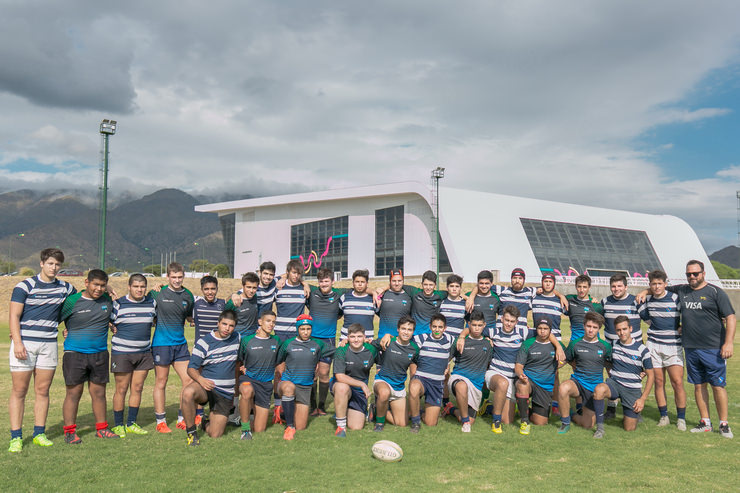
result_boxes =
[485,370,515,400]
[9,340,58,372]
[374,379,407,402]
[448,375,483,409]
[647,341,684,368]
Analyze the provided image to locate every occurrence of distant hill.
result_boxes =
[0,188,245,272]
[709,245,740,269]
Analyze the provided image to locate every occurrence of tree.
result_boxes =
[143,264,162,276]
[212,264,230,278]
[20,267,35,277]
[189,259,214,273]
[710,260,738,279]
[0,260,16,274]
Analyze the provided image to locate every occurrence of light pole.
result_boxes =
[98,119,117,270]
[431,166,445,289]
[194,242,205,270]
[8,233,24,274]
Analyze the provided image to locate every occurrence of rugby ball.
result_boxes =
[371,440,403,462]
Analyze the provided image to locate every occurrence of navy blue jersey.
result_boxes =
[193,297,226,342]
[110,294,156,354]
[189,331,241,398]
[531,293,564,340]
[256,278,278,316]
[150,286,195,347]
[487,325,529,378]
[450,336,493,390]
[637,292,681,346]
[601,294,642,343]
[11,275,76,342]
[439,297,466,337]
[306,286,346,339]
[611,339,653,390]
[225,296,259,336]
[339,291,375,339]
[238,333,281,382]
[274,282,307,339]
[371,338,420,391]
[493,285,534,330]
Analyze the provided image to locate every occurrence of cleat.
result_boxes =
[283,426,296,441]
[676,419,687,432]
[156,422,172,434]
[176,420,186,430]
[32,433,53,447]
[442,402,454,417]
[410,422,421,434]
[461,422,471,433]
[227,413,241,427]
[194,415,202,426]
[557,423,570,434]
[373,423,384,432]
[272,406,284,425]
[690,420,713,433]
[491,421,503,434]
[64,432,82,445]
[719,423,733,439]
[96,427,120,439]
[241,430,253,440]
[111,425,126,438]
[604,407,616,420]
[657,416,670,427]
[593,428,605,439]
[334,427,347,438]
[187,432,199,446]
[519,422,530,436]
[8,438,23,453]
[125,423,148,435]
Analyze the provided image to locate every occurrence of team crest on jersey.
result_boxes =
[550,351,555,356]
[310,347,316,353]
[402,300,407,305]
[407,353,414,359]
[584,307,590,312]
[597,350,603,355]
[433,301,438,307]
[329,298,334,302]
[182,301,187,307]
[700,296,707,301]
[101,305,108,311]
[363,360,369,365]
[270,345,276,350]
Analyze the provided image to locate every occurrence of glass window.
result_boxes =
[219,213,235,277]
[375,206,404,276]
[290,216,349,278]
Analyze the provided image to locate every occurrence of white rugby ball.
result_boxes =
[371,440,403,462]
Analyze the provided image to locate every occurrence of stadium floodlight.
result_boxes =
[100,119,117,135]
[431,166,446,288]
[98,119,117,269]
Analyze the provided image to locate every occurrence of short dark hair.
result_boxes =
[87,269,108,283]
[614,315,630,327]
[200,275,218,288]
[218,310,237,322]
[352,269,369,281]
[609,274,627,286]
[477,270,493,282]
[128,273,147,286]
[347,323,365,336]
[167,262,184,275]
[397,315,416,329]
[317,268,333,281]
[468,310,485,324]
[241,272,259,285]
[40,248,64,263]
[686,259,704,271]
[575,274,592,287]
[259,261,276,273]
[502,305,520,319]
[260,310,276,320]
[446,274,463,286]
[286,259,303,274]
[584,311,604,327]
[430,314,447,327]
[648,270,667,283]
[422,270,437,284]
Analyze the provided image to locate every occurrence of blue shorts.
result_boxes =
[685,348,727,387]
[152,343,190,366]
[605,378,641,418]
[316,337,336,364]
[239,375,274,409]
[413,375,444,407]
[570,326,584,342]
[329,379,368,413]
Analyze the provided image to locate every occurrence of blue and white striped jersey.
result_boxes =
[256,278,278,316]
[189,331,241,398]
[412,332,454,382]
[339,291,376,340]
[438,297,466,336]
[11,275,76,342]
[193,297,226,343]
[110,294,156,354]
[601,294,642,343]
[610,339,653,390]
[637,293,681,346]
[486,325,529,378]
[493,285,535,330]
[531,293,564,340]
[274,282,306,338]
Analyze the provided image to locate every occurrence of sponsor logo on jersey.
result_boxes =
[685,302,703,309]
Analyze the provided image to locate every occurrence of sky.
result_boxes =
[1,1,740,253]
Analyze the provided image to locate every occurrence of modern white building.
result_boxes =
[195,181,718,282]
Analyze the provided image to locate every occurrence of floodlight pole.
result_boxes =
[98,119,117,270]
[431,166,445,289]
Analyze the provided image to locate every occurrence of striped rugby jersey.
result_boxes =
[412,332,455,381]
[493,285,535,330]
[11,275,76,342]
[637,293,681,346]
[189,331,241,398]
[531,293,564,340]
[110,294,156,354]
[601,294,642,343]
[274,282,306,339]
[193,297,226,342]
[610,338,653,390]
[339,291,376,340]
[256,278,278,316]
[486,325,530,378]
[438,297,466,337]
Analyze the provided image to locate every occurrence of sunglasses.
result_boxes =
[685,271,703,277]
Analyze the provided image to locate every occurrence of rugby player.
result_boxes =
[376,269,412,339]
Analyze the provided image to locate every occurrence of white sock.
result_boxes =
[336,417,347,429]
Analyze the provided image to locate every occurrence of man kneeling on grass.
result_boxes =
[182,310,240,446]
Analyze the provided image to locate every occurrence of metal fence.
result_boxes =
[553,276,740,290]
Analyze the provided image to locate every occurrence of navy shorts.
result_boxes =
[330,379,368,414]
[239,375,274,409]
[316,337,336,364]
[152,343,190,366]
[605,378,641,419]
[685,348,727,387]
[413,375,444,407]
[572,378,596,411]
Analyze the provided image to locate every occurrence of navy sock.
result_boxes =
[128,406,139,426]
[33,426,45,437]
[114,410,125,428]
[283,396,296,428]
[658,405,668,417]
[177,408,183,420]
[677,407,686,420]
[411,415,421,425]
[561,415,571,426]
[492,414,502,424]
[594,399,605,425]
[196,408,204,417]
[442,397,449,406]
[576,402,583,412]
[461,416,470,424]
[10,429,22,440]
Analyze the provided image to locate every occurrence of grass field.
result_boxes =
[0,320,738,493]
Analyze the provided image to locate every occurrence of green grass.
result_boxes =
[0,321,738,492]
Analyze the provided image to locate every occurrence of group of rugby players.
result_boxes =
[7,248,735,451]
